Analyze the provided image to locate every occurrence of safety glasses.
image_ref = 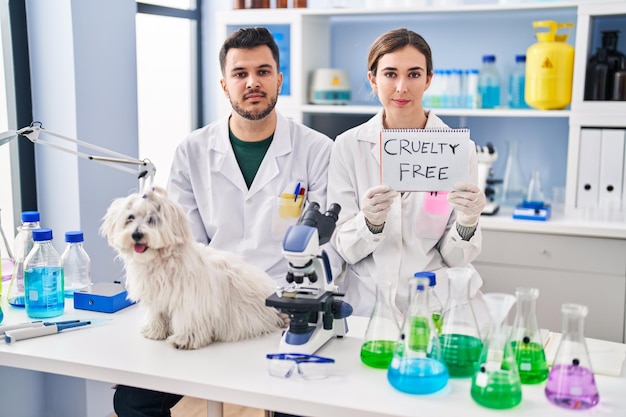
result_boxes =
[266,353,335,380]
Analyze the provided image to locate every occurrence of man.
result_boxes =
[113,27,334,417]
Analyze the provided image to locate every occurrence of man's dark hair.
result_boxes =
[219,27,280,75]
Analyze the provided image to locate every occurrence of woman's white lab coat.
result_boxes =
[167,111,333,283]
[328,110,484,317]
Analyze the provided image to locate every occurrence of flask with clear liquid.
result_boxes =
[545,303,599,410]
[500,141,527,207]
[471,293,522,409]
[439,266,483,377]
[387,276,449,394]
[7,211,41,306]
[510,287,549,384]
[414,271,443,334]
[61,230,92,297]
[24,228,65,319]
[360,281,401,369]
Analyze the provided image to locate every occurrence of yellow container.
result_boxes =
[525,21,575,110]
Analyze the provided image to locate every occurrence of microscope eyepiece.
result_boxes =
[325,203,341,222]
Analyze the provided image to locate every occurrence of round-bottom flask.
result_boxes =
[545,304,599,410]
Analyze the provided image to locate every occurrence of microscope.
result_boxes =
[266,202,352,355]
[476,142,501,215]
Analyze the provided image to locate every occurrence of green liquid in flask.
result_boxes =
[360,340,396,369]
[511,340,549,384]
[432,312,442,334]
[409,316,431,351]
[471,369,523,409]
[440,334,483,377]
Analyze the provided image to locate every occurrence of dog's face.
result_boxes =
[100,186,191,263]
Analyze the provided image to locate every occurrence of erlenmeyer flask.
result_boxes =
[471,293,522,409]
[510,287,549,384]
[439,266,483,377]
[360,281,401,369]
[501,141,526,207]
[524,170,545,205]
[545,304,599,410]
[387,276,449,394]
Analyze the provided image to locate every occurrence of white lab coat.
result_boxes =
[328,110,484,318]
[167,111,334,283]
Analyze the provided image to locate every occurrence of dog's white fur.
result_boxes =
[100,186,283,350]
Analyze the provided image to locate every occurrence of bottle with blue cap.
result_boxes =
[61,230,92,297]
[414,271,444,334]
[478,54,501,109]
[7,211,41,306]
[23,228,65,318]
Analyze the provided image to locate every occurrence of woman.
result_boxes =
[328,28,487,319]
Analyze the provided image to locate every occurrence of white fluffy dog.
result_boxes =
[100,186,284,350]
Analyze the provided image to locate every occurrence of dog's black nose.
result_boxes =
[132,230,144,242]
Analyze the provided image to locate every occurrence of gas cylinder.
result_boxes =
[525,21,575,110]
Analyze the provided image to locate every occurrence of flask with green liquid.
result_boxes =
[360,280,400,369]
[439,266,483,377]
[471,292,522,409]
[510,287,549,384]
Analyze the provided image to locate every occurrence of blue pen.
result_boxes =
[293,182,301,202]
[0,319,79,336]
[5,320,92,343]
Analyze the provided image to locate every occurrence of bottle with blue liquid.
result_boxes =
[509,55,530,109]
[478,54,501,109]
[24,228,65,319]
[387,276,449,394]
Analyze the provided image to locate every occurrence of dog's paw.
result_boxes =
[141,323,169,340]
[167,333,211,350]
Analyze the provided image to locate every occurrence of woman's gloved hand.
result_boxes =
[447,182,486,227]
[360,185,399,226]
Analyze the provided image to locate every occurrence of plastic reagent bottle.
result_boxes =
[7,211,41,306]
[508,55,530,108]
[61,230,92,297]
[478,54,501,109]
[24,228,65,319]
[414,271,444,334]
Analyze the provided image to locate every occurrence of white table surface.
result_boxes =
[0,300,625,417]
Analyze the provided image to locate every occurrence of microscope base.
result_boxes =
[278,318,348,355]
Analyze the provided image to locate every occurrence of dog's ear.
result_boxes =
[100,195,132,241]
[156,195,193,244]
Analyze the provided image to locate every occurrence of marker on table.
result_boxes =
[5,320,92,344]
[0,319,80,336]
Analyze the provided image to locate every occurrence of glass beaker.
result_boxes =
[471,293,522,409]
[439,266,483,377]
[510,287,549,384]
[360,281,401,369]
[387,277,449,394]
[545,304,599,410]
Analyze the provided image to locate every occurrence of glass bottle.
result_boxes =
[360,281,401,369]
[24,228,65,319]
[508,54,530,109]
[439,266,483,377]
[545,303,599,410]
[471,293,522,409]
[7,211,41,306]
[61,230,92,297]
[414,271,443,334]
[510,287,549,384]
[387,276,449,394]
[478,54,501,109]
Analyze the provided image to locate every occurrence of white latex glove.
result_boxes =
[447,182,486,227]
[360,185,399,226]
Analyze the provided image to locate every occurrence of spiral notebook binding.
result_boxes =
[381,128,470,133]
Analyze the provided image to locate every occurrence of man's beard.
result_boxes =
[231,92,278,121]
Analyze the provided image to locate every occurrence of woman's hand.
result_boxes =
[448,182,486,227]
[360,185,399,226]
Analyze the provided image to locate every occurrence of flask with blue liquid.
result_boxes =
[24,228,65,318]
[387,276,449,394]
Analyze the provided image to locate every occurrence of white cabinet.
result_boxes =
[473,229,626,343]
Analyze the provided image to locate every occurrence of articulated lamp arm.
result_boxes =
[2,122,155,193]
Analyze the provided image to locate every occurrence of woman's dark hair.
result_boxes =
[367,28,433,77]
[219,27,280,75]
